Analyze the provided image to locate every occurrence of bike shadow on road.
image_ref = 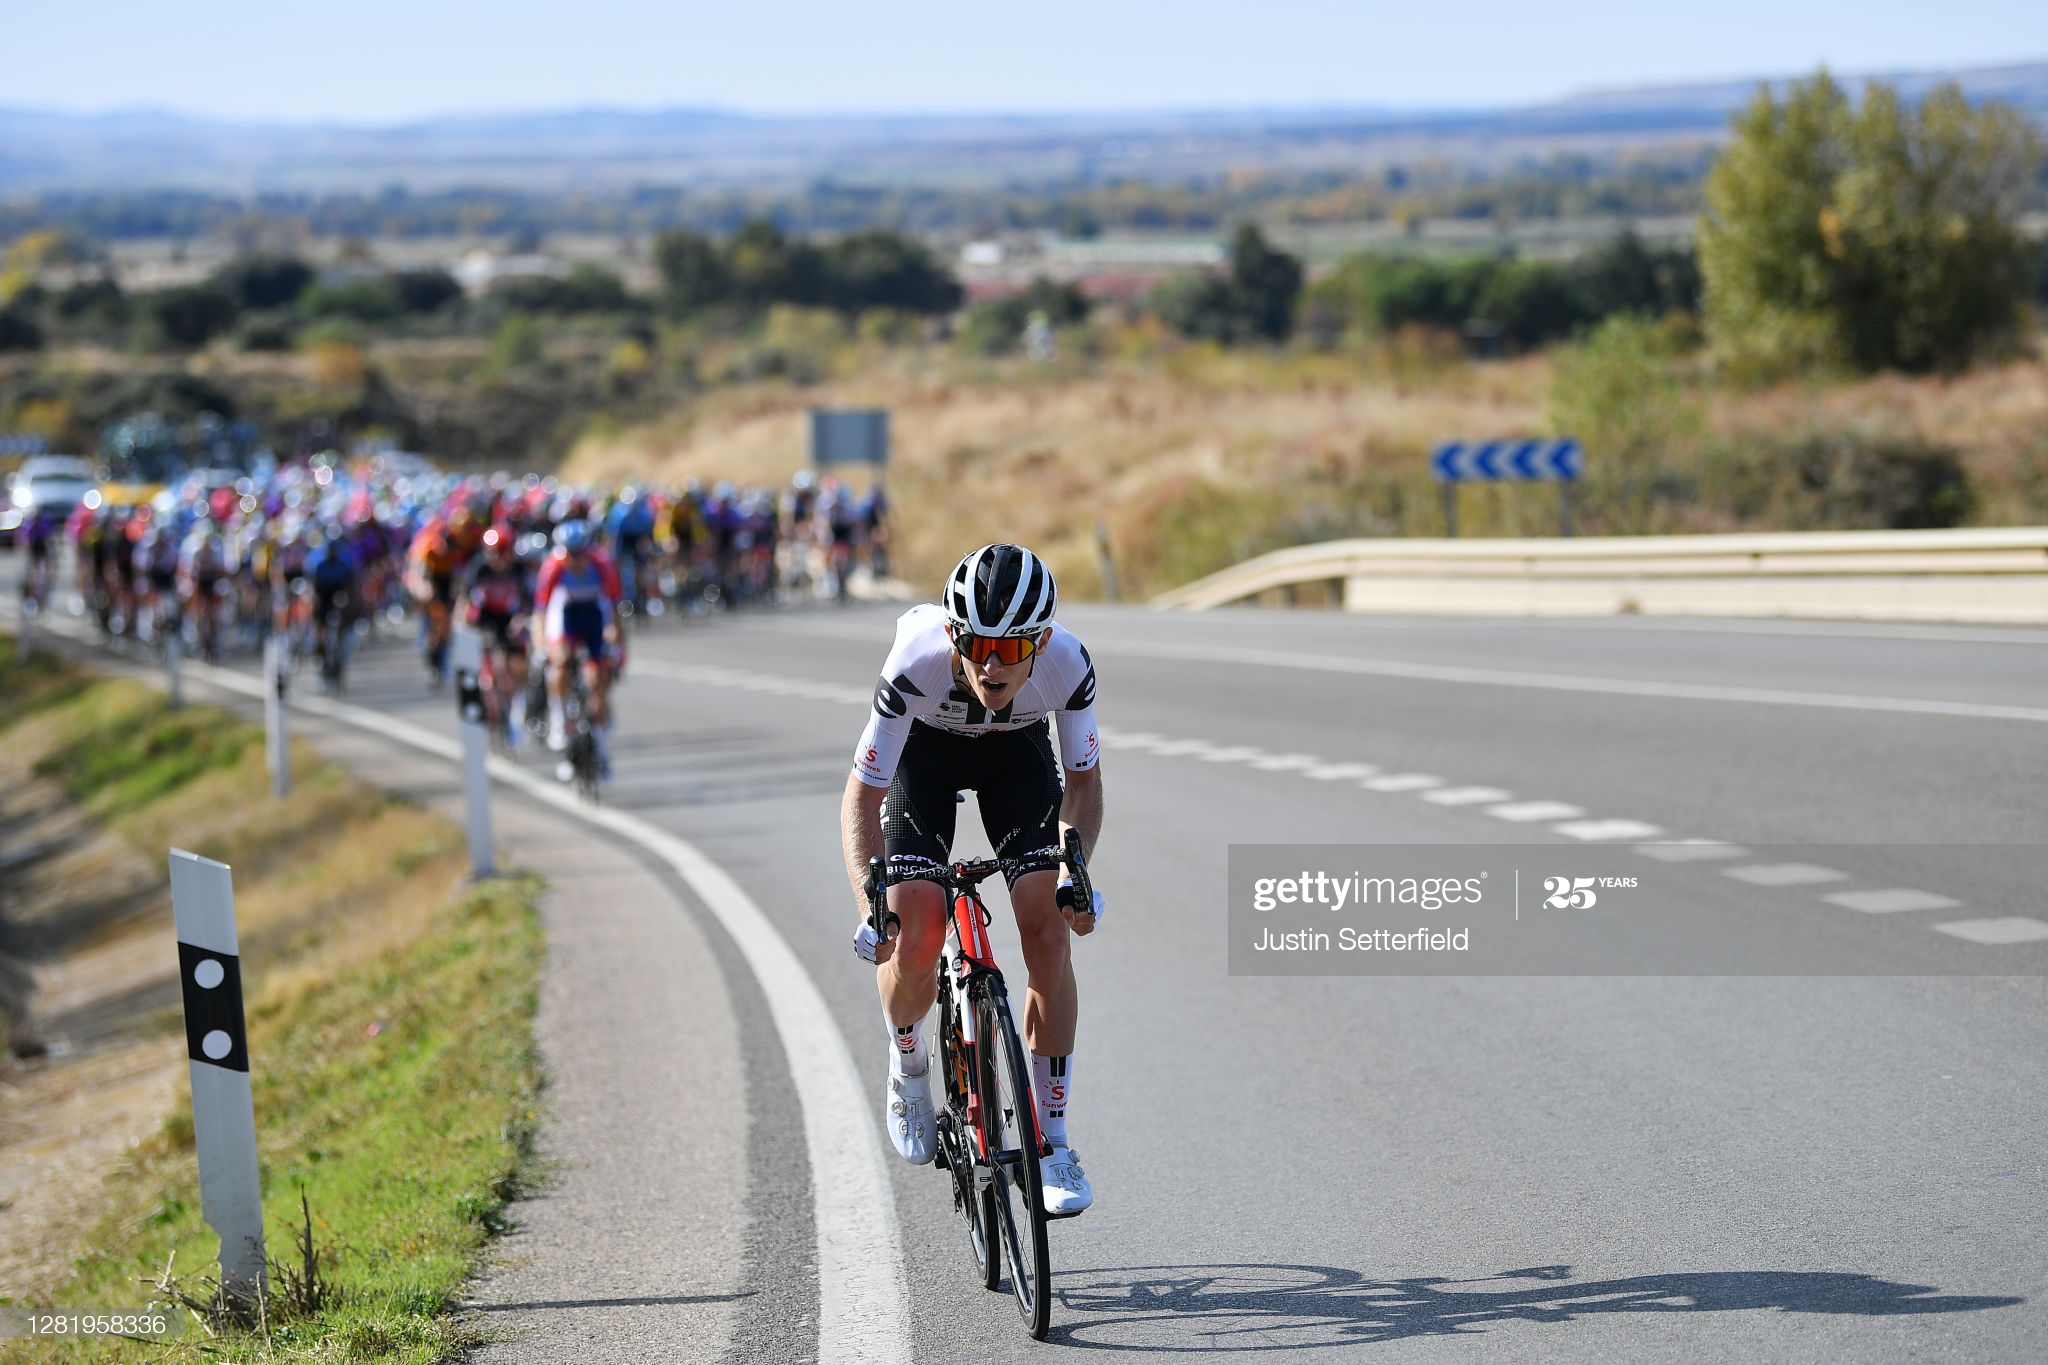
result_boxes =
[1044,1262,2024,1350]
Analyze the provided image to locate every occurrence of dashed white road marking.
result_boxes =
[1423,786,1514,807]
[1305,761,1381,781]
[1488,800,1586,823]
[1725,863,1851,887]
[1634,841,1750,862]
[1825,889,1964,914]
[1195,745,1267,764]
[1248,753,1321,771]
[1932,917,2048,945]
[1557,819,1665,841]
[1363,773,1442,792]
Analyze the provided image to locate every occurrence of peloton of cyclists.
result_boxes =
[843,543,1105,1216]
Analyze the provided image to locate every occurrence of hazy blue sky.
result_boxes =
[11,0,2047,123]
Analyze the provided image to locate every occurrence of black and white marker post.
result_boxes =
[169,848,267,1300]
[450,626,495,877]
[263,634,289,798]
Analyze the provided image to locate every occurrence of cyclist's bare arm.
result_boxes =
[841,772,893,959]
[1057,763,1103,935]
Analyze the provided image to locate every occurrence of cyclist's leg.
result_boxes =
[977,723,1091,1208]
[878,727,965,1031]
[977,724,1077,1055]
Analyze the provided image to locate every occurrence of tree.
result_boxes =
[1699,71,2043,377]
[1550,314,1700,531]
[300,279,400,324]
[1153,223,1305,344]
[1228,223,1303,342]
[213,254,313,310]
[1574,231,1700,318]
[149,284,239,348]
[391,268,462,314]
[0,306,41,352]
[653,228,729,316]
[821,230,961,315]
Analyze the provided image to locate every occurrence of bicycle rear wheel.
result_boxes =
[979,990,1051,1339]
[936,978,1000,1290]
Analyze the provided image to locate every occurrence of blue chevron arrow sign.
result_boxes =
[1431,439,1583,483]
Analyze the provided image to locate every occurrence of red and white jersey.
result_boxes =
[534,548,622,611]
[853,603,1100,788]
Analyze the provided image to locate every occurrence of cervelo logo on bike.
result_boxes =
[1542,875,1639,909]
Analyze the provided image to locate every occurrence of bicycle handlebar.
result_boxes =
[866,834,1094,927]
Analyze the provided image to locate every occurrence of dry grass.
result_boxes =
[564,329,2048,598]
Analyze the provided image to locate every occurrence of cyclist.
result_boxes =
[842,543,1104,1216]
[303,526,359,688]
[461,526,534,743]
[533,518,623,773]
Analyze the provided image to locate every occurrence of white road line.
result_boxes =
[1932,917,2048,945]
[1824,889,1964,914]
[175,656,911,1365]
[1487,800,1586,822]
[1090,640,2048,726]
[1195,745,1267,764]
[1363,773,1441,792]
[1305,761,1381,781]
[1634,841,1749,862]
[1248,753,1321,771]
[1556,818,1665,841]
[1724,863,1850,887]
[1423,786,1514,807]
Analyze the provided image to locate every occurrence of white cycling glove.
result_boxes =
[1057,878,1104,923]
[853,921,885,963]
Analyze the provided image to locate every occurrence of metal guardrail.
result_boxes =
[1152,527,2048,624]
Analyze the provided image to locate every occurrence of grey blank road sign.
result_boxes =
[810,410,889,466]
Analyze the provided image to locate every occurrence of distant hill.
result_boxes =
[1,59,2042,196]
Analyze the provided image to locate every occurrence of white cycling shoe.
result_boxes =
[1042,1145,1092,1217]
[885,1069,937,1165]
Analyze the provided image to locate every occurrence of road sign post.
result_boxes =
[168,849,267,1302]
[450,627,495,878]
[1430,439,1584,537]
[263,635,289,798]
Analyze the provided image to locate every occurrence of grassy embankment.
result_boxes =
[560,327,2048,599]
[0,635,542,1364]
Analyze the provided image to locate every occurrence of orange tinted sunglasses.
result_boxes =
[950,628,1045,666]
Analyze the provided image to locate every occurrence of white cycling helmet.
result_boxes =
[945,543,1057,638]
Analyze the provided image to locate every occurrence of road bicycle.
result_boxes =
[865,827,1095,1341]
[554,646,603,802]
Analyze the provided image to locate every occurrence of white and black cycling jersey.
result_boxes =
[853,603,1101,788]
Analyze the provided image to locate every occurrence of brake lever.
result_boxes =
[865,855,899,941]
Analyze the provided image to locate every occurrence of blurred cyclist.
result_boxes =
[533,518,623,773]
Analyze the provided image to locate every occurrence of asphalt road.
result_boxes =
[15,566,2047,1361]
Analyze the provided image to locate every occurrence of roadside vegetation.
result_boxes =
[1,70,2044,594]
[0,636,542,1364]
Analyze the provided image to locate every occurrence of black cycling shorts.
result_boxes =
[882,720,1064,889]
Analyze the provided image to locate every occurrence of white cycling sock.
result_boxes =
[1032,1053,1071,1147]
[890,1018,928,1077]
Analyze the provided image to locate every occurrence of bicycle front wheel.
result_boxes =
[979,990,1051,1339]
[936,979,999,1290]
